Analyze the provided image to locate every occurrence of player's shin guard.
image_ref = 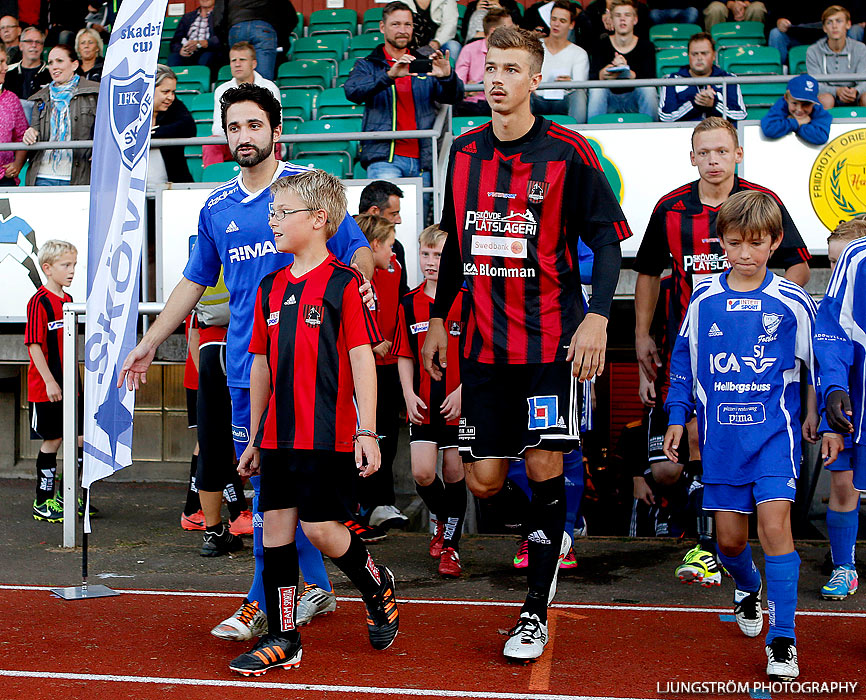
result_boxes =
[35,450,57,503]
[443,479,467,550]
[563,450,584,537]
[522,475,567,622]
[416,476,447,521]
[717,543,762,593]
[764,551,800,645]
[263,542,301,641]
[332,532,383,599]
[827,507,858,567]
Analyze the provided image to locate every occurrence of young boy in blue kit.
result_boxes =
[663,190,818,681]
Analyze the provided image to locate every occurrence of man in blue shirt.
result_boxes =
[120,84,373,642]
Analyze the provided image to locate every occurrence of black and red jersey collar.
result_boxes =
[487,115,546,158]
[687,175,743,210]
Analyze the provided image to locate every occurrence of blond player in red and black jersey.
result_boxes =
[230,170,398,678]
[393,224,467,578]
[422,27,632,662]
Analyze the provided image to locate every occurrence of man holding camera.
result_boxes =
[344,0,464,186]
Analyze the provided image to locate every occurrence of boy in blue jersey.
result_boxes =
[120,84,374,641]
[663,190,818,682]
[815,218,866,601]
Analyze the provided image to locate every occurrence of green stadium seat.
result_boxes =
[292,118,362,162]
[649,23,701,50]
[788,45,809,75]
[309,9,358,37]
[195,121,213,137]
[187,92,215,123]
[547,114,578,125]
[745,107,771,120]
[655,48,689,77]
[276,59,334,91]
[163,15,181,32]
[217,64,232,83]
[202,162,241,182]
[453,116,491,134]
[159,39,171,62]
[174,65,210,94]
[830,106,866,118]
[457,4,467,20]
[187,158,203,182]
[289,155,352,178]
[710,21,766,49]
[353,160,367,179]
[739,81,785,108]
[337,58,358,87]
[587,113,653,124]
[363,7,384,33]
[719,46,782,75]
[316,87,364,119]
[291,36,346,64]
[349,33,383,60]
[281,90,315,122]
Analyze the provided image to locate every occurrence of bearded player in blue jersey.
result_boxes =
[120,84,375,643]
[663,190,818,682]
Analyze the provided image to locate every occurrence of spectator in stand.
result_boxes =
[455,6,513,115]
[585,0,650,40]
[22,45,99,186]
[522,0,594,52]
[148,65,196,187]
[0,45,30,186]
[462,0,523,43]
[659,32,746,122]
[344,1,464,188]
[168,0,222,74]
[75,28,104,82]
[45,1,91,48]
[807,5,866,109]
[402,0,462,59]
[532,0,589,121]
[17,0,43,29]
[0,16,22,64]
[769,2,865,64]
[85,1,111,40]
[647,1,699,26]
[212,0,298,82]
[6,27,50,99]
[704,1,767,31]
[761,73,832,145]
[587,0,657,120]
[202,41,281,169]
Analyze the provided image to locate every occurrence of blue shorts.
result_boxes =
[229,386,251,460]
[703,476,797,514]
[825,450,853,472]
[853,443,866,491]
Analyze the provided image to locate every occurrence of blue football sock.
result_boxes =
[247,474,265,611]
[717,543,761,593]
[563,450,584,536]
[827,507,858,568]
[764,550,800,645]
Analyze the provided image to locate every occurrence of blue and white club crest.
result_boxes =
[109,70,154,169]
[762,312,783,337]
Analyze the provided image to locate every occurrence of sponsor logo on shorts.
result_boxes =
[471,235,528,259]
[717,402,766,425]
[786,478,796,489]
[365,552,381,585]
[278,586,296,632]
[463,262,536,278]
[232,425,249,443]
[458,417,475,439]
[527,395,559,430]
[649,435,664,452]
[727,299,761,312]
[48,320,64,331]
[410,321,429,334]
[267,311,279,326]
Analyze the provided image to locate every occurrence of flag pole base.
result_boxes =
[50,585,119,600]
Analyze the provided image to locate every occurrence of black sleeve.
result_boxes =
[589,39,612,77]
[632,204,670,275]
[769,197,811,270]
[587,240,621,318]
[629,38,656,79]
[431,163,464,319]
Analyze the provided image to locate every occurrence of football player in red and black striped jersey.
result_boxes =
[422,27,631,662]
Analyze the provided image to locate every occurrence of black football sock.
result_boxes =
[331,532,383,600]
[263,542,300,641]
[416,476,447,521]
[183,454,200,516]
[206,521,226,536]
[224,476,245,521]
[522,475,566,623]
[478,477,530,534]
[443,479,467,550]
[35,450,57,503]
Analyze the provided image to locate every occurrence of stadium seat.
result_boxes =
[547,114,578,125]
[291,36,346,64]
[289,155,351,178]
[362,7,384,33]
[788,45,809,75]
[295,11,304,37]
[174,65,211,94]
[195,121,214,137]
[184,145,203,164]
[739,81,785,108]
[719,46,782,75]
[187,92,215,123]
[337,58,358,87]
[710,21,766,49]
[163,15,181,32]
[649,23,701,50]
[349,33,383,60]
[159,38,171,62]
[281,90,315,122]
[453,116,491,134]
[353,160,367,179]
[217,64,232,83]
[316,87,364,119]
[830,106,866,118]
[276,60,334,91]
[655,48,689,77]
[745,107,771,120]
[587,113,653,124]
[309,9,358,38]
[457,4,467,21]
[187,158,203,182]
[516,2,525,14]
[292,118,362,163]
[202,162,241,182]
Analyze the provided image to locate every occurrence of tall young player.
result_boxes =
[422,27,630,661]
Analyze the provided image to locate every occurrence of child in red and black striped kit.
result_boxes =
[25,239,81,523]
[231,170,398,677]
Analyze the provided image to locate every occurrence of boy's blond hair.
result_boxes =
[270,169,346,239]
[419,224,447,249]
[38,239,77,267]
[828,216,866,243]
[716,190,783,242]
[354,213,395,245]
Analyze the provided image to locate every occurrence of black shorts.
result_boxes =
[458,358,582,461]
[645,404,690,465]
[30,392,83,441]
[258,448,357,522]
[409,419,459,449]
[186,388,197,429]
[195,343,237,492]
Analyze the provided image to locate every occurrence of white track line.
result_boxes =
[0,669,654,700]
[2,584,866,617]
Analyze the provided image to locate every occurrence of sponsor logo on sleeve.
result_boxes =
[727,299,761,312]
[267,311,279,326]
[410,321,429,334]
[717,402,766,425]
[48,320,64,331]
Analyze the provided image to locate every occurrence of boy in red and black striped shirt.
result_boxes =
[230,170,398,678]
[393,224,467,578]
[25,239,81,523]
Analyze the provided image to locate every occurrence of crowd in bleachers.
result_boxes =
[0,0,863,186]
